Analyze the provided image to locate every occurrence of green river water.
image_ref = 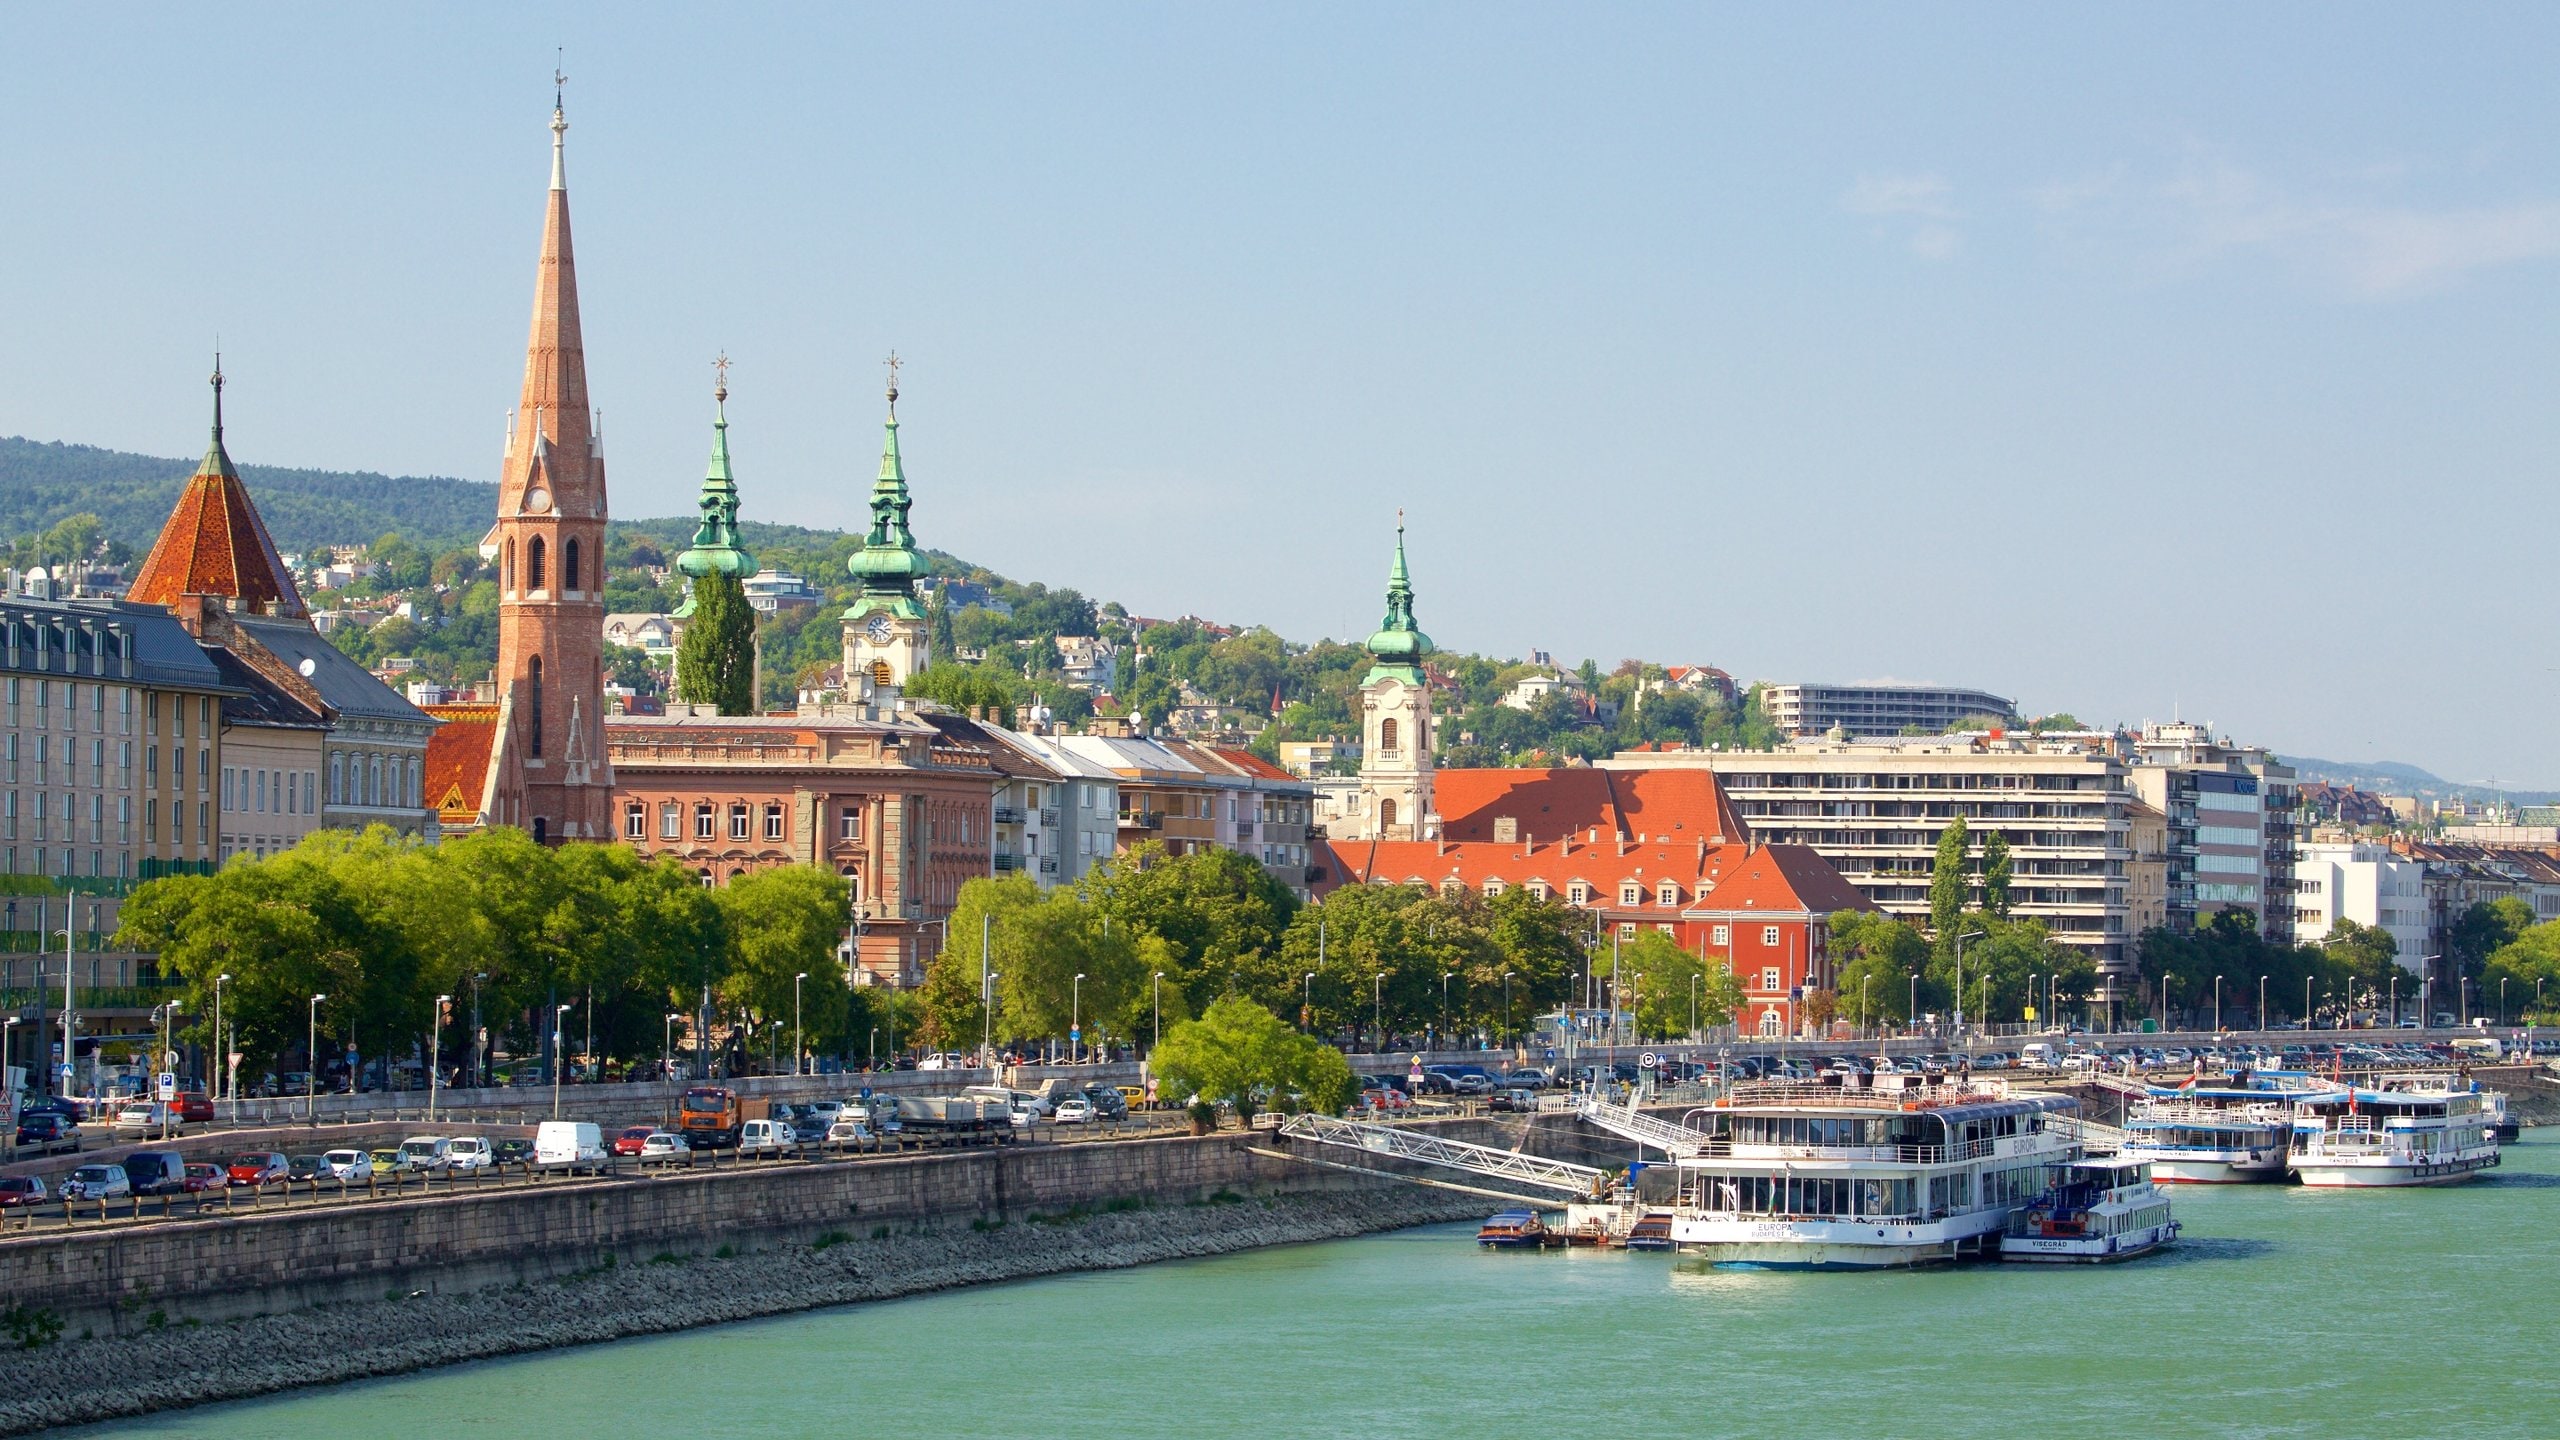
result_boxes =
[76,1137,2558,1439]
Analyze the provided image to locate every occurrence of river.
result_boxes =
[72,1137,2558,1438]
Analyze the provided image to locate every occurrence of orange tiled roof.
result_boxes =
[126,428,306,619]
[422,703,499,824]
[1323,832,1872,916]
[1209,747,1297,782]
[1435,767,1742,845]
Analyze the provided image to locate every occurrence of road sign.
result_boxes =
[1639,1051,1659,1068]
[165,1050,180,1070]
[156,1072,176,1102]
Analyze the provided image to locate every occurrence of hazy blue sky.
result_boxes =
[4,7,2554,783]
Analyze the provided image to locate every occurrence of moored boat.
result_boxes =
[2119,1091,2293,1184]
[1621,1211,1676,1251]
[2000,1157,2179,1263]
[1476,1209,1550,1248]
[2289,1079,2500,1187]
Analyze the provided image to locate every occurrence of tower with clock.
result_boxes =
[842,358,931,696]
[1354,516,1435,842]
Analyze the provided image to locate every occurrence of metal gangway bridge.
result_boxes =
[1271,1113,1607,1199]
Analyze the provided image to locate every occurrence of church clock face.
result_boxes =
[866,614,895,644]
[524,486,552,513]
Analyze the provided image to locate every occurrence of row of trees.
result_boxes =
[917,842,1755,1055]
[118,827,875,1084]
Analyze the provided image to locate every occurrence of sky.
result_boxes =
[2,6,2555,784]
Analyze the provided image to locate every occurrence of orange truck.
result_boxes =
[678,1086,756,1149]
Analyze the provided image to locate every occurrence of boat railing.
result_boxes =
[2129,1102,2288,1127]
[1693,1135,2005,1165]
[1722,1080,2009,1110]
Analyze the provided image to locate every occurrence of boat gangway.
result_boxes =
[1573,1095,1713,1159]
[1274,1114,1606,1196]
[2049,1112,2131,1151]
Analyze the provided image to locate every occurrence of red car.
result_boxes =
[181,1163,225,1193]
[226,1152,289,1186]
[611,1125,655,1157]
[0,1176,45,1208]
[175,1091,215,1124]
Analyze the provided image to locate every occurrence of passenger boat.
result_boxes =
[2288,1078,2500,1187]
[1642,1076,2083,1269]
[1999,1157,2179,1263]
[1475,1209,1550,1248]
[2479,1089,2520,1144]
[2119,1088,2294,1183]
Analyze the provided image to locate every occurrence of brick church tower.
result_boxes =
[476,85,612,842]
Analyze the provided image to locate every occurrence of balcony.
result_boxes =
[1039,858,1059,875]
[1040,808,1060,828]
[1235,821,1256,840]
[992,852,1025,871]
[993,806,1026,826]
[1120,811,1164,830]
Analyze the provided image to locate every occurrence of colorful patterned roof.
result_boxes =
[422,703,500,826]
[125,365,307,619]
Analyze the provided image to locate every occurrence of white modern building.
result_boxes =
[1760,682,2016,738]
[2292,840,2429,971]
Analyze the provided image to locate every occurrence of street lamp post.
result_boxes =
[1503,971,1515,1049]
[431,994,450,1123]
[214,973,231,1117]
[551,1003,572,1119]
[1441,971,1454,1049]
[1303,972,1316,1033]
[1691,973,1703,1042]
[2258,974,2267,1032]
[469,972,486,1090]
[2390,973,2400,1028]
[1152,971,1164,1053]
[1952,929,1987,1036]
[794,972,808,1078]
[1373,972,1385,1053]
[306,994,326,1123]
[1072,973,1087,1064]
[663,1012,679,1081]
[2213,975,2223,1034]
[2305,975,2314,1030]
[1908,972,1917,1031]
[1860,975,1871,1041]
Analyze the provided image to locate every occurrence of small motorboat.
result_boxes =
[1476,1209,1550,1249]
[1621,1211,1676,1251]
[2000,1158,2179,1263]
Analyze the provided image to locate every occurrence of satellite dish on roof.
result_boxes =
[298,658,318,678]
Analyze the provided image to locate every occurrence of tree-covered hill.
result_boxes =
[0,435,500,553]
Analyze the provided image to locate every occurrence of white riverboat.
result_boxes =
[2119,1088,2295,1184]
[2000,1157,2180,1263]
[1654,1076,2082,1269]
[2288,1078,2500,1187]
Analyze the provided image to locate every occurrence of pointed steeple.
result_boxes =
[127,360,308,620]
[674,356,755,616]
[844,353,926,622]
[502,80,596,516]
[1362,511,1431,685]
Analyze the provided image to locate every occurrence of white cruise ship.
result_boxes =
[2119,1087,2295,1184]
[1610,1076,2083,1269]
[2288,1078,2500,1187]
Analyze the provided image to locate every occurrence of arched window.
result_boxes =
[565,538,581,592]
[1379,798,1398,832]
[528,537,548,591]
[1758,1008,1784,1037]
[869,659,893,687]
[368,754,382,807]
[1379,717,1399,754]
[529,656,545,758]
[504,539,516,592]
[532,816,548,845]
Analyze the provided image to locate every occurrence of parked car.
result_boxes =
[535,1121,608,1170]
[399,1136,454,1172]
[121,1149,188,1195]
[804,1099,848,1130]
[15,1112,81,1155]
[181,1163,225,1193]
[1078,1086,1129,1120]
[737,1118,797,1155]
[1451,1074,1495,1096]
[636,1130,691,1164]
[368,1147,407,1176]
[825,1117,877,1148]
[1489,1088,1540,1113]
[445,1137,495,1171]
[174,1091,216,1124]
[227,1152,290,1186]
[1502,1070,1552,1090]
[0,1176,46,1208]
[287,1155,329,1183]
[322,1150,375,1182]
[112,1102,182,1139]
[491,1138,536,1166]
[1052,1097,1096,1125]
[62,1164,132,1201]
[612,1125,656,1157]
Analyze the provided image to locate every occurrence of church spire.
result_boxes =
[1362,510,1431,685]
[503,73,594,513]
[844,352,925,621]
[126,361,307,620]
[673,354,754,616]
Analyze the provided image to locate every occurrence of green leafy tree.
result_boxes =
[2484,920,2560,1023]
[1831,910,1931,1028]
[1928,816,1970,941]
[2449,897,2533,991]
[715,866,856,1067]
[1600,928,1740,1039]
[1149,994,1357,1117]
[1980,831,2013,919]
[674,570,756,715]
[1082,842,1296,1017]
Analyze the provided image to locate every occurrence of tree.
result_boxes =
[1980,831,2013,919]
[1082,842,1296,1017]
[2484,920,2560,1023]
[1600,928,1740,1039]
[1928,816,1970,941]
[1831,911,1931,1029]
[2449,897,2533,989]
[715,866,855,1066]
[1149,995,1357,1118]
[674,571,756,715]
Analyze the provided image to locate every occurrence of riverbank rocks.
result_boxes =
[0,1188,1483,1436]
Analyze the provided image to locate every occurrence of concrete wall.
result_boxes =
[0,1129,1393,1331]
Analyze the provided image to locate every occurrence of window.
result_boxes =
[1618,922,1637,940]
[1483,878,1505,897]
[330,754,344,805]
[528,656,544,759]
[1712,924,1730,946]
[1567,881,1590,905]
[1659,883,1679,906]
[839,807,862,842]
[564,537,580,591]
[660,803,681,839]
[1379,717,1399,754]
[1761,966,1782,992]
[694,803,715,840]
[528,536,547,591]
[1379,798,1397,831]
[1441,877,1465,898]
[504,538,515,591]
[1619,883,1642,906]
[625,803,647,840]
[728,803,749,841]
[1525,881,1549,900]
[1763,925,1782,946]
[763,803,785,841]
[1656,923,1675,935]
[368,756,382,807]
[255,769,266,814]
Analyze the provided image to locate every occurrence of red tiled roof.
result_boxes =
[422,704,498,825]
[126,439,306,619]
[1322,832,1872,916]
[1209,747,1296,782]
[1435,767,1742,845]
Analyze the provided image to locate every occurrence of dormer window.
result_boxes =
[1482,878,1505,897]
[1619,882,1642,906]
[1658,882,1680,906]
[1567,881,1590,905]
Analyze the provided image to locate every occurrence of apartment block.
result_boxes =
[2292,840,2430,971]
[1760,682,2017,738]
[2126,722,2300,945]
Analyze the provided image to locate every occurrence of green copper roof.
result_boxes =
[844,387,927,622]
[1361,520,1432,685]
[673,382,755,616]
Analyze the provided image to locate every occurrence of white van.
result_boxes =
[738,1118,797,1156]
[445,1136,494,1170]
[534,1120,606,1171]
[399,1136,453,1172]
[2020,1042,2059,1070]
[965,1084,1049,1117]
